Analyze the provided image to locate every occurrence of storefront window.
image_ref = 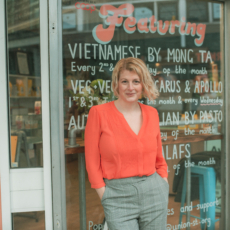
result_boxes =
[7,0,43,169]
[6,0,45,227]
[62,1,224,229]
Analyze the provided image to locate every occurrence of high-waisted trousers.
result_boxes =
[101,172,169,230]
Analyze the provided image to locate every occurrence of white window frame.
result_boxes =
[0,2,11,229]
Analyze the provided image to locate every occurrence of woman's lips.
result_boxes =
[126,93,135,96]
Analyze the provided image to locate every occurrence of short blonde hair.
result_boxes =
[112,57,159,101]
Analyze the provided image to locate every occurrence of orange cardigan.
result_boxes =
[84,101,168,189]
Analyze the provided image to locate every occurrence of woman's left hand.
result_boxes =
[162,177,168,184]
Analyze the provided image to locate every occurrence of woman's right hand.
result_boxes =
[95,186,106,200]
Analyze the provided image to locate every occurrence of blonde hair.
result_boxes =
[112,57,159,101]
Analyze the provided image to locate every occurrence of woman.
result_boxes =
[85,57,169,230]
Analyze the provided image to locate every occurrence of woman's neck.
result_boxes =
[114,98,140,114]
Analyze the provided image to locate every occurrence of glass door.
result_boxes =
[61,1,226,230]
[0,0,52,229]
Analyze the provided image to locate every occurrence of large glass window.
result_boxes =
[62,0,224,229]
[6,0,45,229]
[7,0,43,169]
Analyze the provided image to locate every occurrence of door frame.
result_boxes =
[0,0,12,228]
[48,0,67,229]
[225,1,230,229]
[0,0,53,229]
[40,0,54,229]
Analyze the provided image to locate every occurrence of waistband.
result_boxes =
[103,172,156,186]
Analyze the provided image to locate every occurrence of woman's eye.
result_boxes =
[121,80,140,83]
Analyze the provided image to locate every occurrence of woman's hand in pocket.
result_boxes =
[95,186,106,200]
[162,177,168,184]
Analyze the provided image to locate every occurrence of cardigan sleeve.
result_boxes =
[155,111,168,178]
[84,106,106,189]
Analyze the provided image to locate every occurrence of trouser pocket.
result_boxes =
[101,186,109,203]
[157,173,169,187]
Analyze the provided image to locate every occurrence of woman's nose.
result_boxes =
[127,82,134,90]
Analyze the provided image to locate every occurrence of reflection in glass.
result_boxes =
[7,0,43,168]
[62,0,224,229]
[158,2,178,21]
[187,0,209,22]
[12,211,45,230]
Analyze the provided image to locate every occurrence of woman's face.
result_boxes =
[117,70,143,103]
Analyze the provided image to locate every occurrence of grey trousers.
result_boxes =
[101,172,169,230]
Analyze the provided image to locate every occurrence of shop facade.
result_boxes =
[0,0,230,229]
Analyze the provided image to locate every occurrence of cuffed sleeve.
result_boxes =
[85,106,106,189]
[155,112,168,178]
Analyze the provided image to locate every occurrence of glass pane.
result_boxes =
[12,211,45,230]
[187,0,209,22]
[62,0,224,229]
[158,2,178,21]
[7,0,43,168]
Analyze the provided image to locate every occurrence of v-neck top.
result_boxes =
[84,101,168,189]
